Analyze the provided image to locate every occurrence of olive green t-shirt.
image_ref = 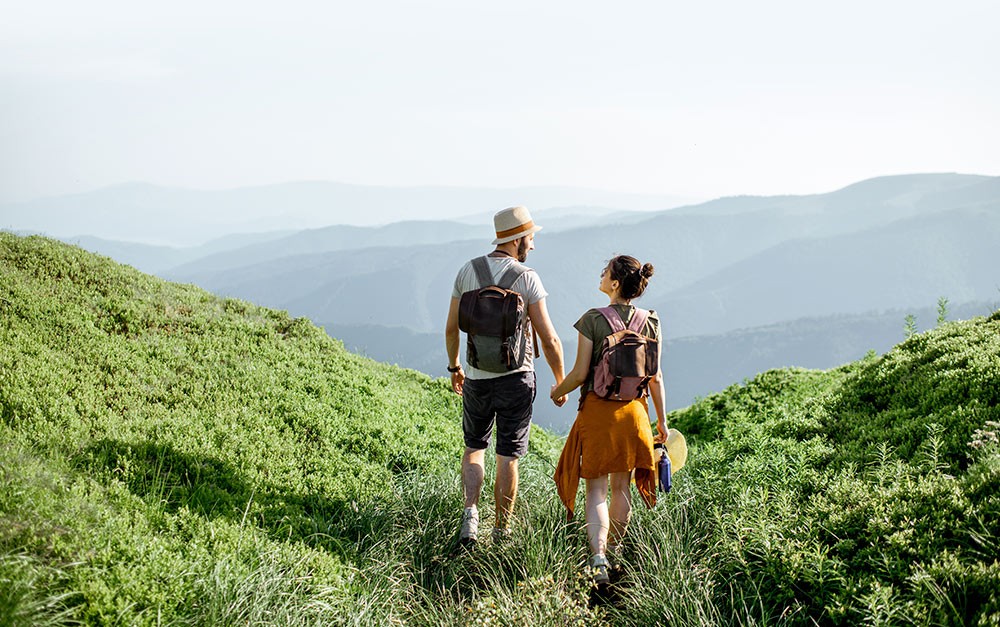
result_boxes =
[573,304,662,394]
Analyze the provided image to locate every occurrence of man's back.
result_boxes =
[452,255,547,380]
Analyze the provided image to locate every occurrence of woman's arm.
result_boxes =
[550,332,593,402]
[648,313,668,441]
[648,370,667,442]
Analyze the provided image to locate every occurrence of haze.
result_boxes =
[2,0,998,207]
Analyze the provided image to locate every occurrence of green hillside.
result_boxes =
[0,233,554,624]
[2,232,998,625]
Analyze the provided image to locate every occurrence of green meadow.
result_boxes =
[2,232,998,625]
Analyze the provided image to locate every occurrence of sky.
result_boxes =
[1,0,998,205]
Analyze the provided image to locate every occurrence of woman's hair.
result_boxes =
[608,255,655,300]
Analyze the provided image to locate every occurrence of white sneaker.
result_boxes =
[459,507,479,545]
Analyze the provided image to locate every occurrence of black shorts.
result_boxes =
[462,371,536,458]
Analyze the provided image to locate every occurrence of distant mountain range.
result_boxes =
[325,299,998,432]
[4,172,997,431]
[0,181,695,246]
[157,172,1000,335]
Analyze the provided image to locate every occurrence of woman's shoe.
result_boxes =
[590,554,610,584]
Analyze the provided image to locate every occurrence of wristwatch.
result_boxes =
[447,365,462,373]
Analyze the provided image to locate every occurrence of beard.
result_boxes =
[516,238,529,262]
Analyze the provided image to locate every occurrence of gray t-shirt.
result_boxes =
[452,255,548,380]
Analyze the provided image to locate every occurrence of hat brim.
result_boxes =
[666,428,687,472]
[492,224,542,245]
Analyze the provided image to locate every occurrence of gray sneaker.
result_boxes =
[459,508,479,545]
[492,527,512,544]
[590,554,610,584]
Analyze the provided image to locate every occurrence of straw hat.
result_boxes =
[492,206,543,245]
[665,428,687,472]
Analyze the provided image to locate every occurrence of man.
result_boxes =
[445,205,567,546]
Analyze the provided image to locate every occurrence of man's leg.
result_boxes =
[460,447,486,544]
[494,454,519,530]
[492,371,534,536]
[460,378,492,544]
[462,447,486,508]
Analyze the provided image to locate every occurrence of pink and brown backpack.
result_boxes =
[591,307,659,401]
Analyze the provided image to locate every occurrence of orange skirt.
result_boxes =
[553,392,657,520]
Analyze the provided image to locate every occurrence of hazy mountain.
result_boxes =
[45,205,650,279]
[168,206,838,335]
[662,205,1000,337]
[0,181,695,247]
[169,240,485,332]
[668,173,991,220]
[167,174,1000,342]
[164,221,488,277]
[60,231,296,274]
[663,300,999,409]
[19,172,996,431]
[326,301,999,433]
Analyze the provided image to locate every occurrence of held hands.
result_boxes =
[550,385,567,407]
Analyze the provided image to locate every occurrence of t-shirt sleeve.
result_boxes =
[646,310,662,342]
[517,269,548,305]
[573,309,601,343]
[451,263,472,299]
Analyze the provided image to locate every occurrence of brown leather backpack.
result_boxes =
[458,256,533,372]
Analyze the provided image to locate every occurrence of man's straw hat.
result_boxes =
[492,206,543,245]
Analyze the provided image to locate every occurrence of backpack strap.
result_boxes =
[470,256,494,289]
[498,261,535,355]
[627,308,649,333]
[598,306,649,334]
[597,306,627,333]
[496,261,531,290]
[470,256,532,291]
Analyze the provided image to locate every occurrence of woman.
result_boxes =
[550,255,667,583]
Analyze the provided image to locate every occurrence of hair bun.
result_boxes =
[640,263,655,279]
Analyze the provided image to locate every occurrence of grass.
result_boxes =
[2,232,999,625]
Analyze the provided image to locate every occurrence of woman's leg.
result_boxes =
[608,471,633,552]
[584,475,610,556]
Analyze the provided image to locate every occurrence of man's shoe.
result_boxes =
[459,507,479,546]
[492,527,512,544]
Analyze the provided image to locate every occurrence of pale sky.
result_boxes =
[2,0,997,204]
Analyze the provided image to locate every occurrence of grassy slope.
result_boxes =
[0,234,555,624]
[670,316,1000,625]
[2,232,998,626]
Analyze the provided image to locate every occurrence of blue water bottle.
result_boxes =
[654,442,672,493]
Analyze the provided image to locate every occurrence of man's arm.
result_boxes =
[550,331,592,400]
[445,297,464,395]
[527,297,564,386]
